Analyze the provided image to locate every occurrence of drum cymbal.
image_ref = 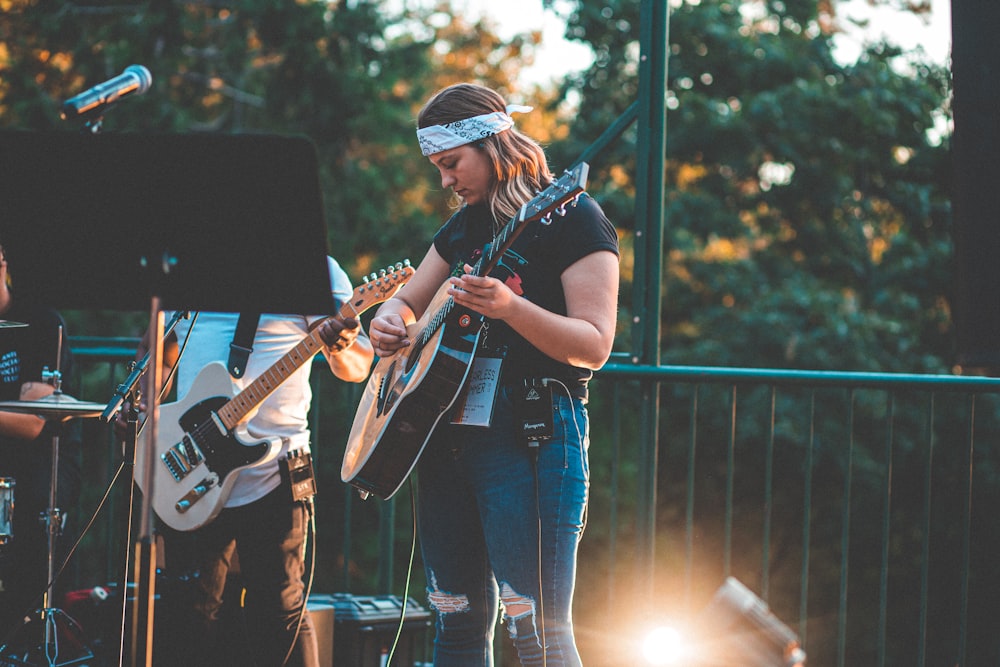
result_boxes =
[0,320,27,328]
[0,393,104,419]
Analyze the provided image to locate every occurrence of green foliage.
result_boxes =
[554,0,952,375]
[0,2,954,370]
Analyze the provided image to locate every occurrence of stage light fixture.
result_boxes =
[700,577,806,667]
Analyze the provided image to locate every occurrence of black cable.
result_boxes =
[531,377,584,667]
[279,497,317,667]
[530,442,547,667]
[135,311,198,438]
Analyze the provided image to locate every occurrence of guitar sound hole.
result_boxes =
[378,359,404,415]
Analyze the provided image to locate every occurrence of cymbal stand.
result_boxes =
[0,327,95,667]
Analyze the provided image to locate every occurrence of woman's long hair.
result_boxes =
[417,83,553,228]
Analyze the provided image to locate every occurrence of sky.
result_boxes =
[834,0,951,65]
[448,0,953,86]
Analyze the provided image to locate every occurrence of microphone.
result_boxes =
[60,64,152,120]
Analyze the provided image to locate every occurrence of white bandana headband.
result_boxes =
[417,104,533,156]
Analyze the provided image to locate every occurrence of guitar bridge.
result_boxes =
[175,474,218,513]
[161,433,205,482]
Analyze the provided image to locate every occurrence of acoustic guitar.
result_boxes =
[342,164,589,500]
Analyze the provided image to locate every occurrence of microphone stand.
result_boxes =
[101,309,188,667]
[130,300,161,667]
[101,310,189,424]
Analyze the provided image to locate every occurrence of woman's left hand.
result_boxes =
[447,264,516,320]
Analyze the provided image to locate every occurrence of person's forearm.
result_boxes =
[0,411,46,440]
[326,336,375,383]
[500,298,614,370]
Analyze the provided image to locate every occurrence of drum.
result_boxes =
[0,477,13,546]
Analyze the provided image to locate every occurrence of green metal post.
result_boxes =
[633,0,669,597]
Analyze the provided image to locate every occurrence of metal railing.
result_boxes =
[588,360,1000,667]
[66,340,1000,667]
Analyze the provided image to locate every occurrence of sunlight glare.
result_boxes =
[641,625,689,665]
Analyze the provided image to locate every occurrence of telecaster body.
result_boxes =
[136,361,279,532]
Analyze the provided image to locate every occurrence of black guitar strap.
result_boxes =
[228,312,260,378]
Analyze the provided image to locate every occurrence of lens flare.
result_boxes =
[641,625,688,665]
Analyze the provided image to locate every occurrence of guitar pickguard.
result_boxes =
[155,395,276,517]
[175,396,273,478]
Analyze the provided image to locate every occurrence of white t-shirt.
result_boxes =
[169,256,352,507]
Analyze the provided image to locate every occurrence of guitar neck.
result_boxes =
[417,208,531,348]
[478,207,527,277]
[215,325,329,430]
[211,260,413,430]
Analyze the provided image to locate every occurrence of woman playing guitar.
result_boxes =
[366,83,619,667]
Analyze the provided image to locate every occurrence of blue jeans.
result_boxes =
[416,385,589,667]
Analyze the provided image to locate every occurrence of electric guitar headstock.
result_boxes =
[340,260,414,318]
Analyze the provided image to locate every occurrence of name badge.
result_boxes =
[450,356,503,427]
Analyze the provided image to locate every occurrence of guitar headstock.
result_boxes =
[345,260,414,315]
[520,162,589,225]
[478,162,591,277]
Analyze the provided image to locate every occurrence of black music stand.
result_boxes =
[0,129,337,667]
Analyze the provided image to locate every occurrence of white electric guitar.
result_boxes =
[136,261,413,531]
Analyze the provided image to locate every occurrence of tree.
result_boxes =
[552,0,951,371]
[546,1,956,664]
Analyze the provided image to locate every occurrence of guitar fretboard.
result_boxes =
[210,259,413,431]
[217,328,327,430]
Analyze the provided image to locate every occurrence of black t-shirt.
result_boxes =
[433,193,619,400]
[0,301,68,405]
[0,298,80,491]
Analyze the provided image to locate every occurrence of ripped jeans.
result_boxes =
[416,385,589,667]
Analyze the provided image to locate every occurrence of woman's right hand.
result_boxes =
[368,313,410,357]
